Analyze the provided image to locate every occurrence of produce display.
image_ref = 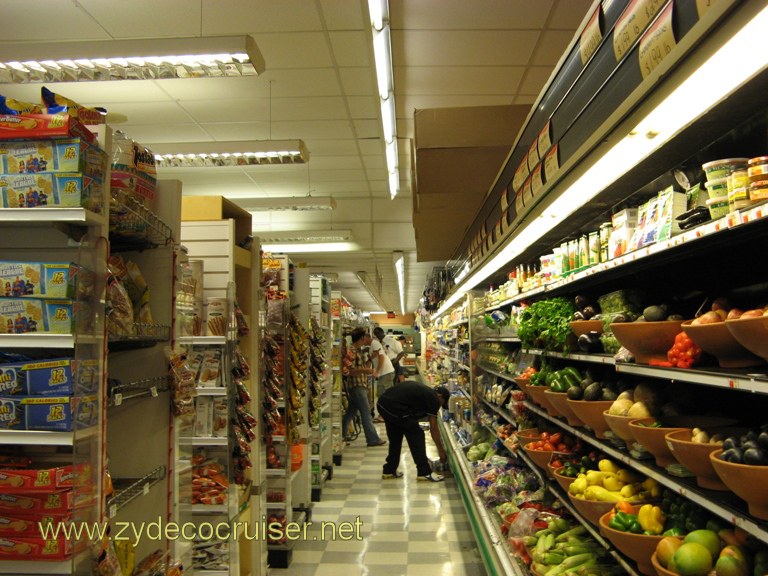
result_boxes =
[717,426,768,466]
[568,460,660,503]
[518,298,576,352]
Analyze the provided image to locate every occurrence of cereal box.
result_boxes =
[0,463,91,492]
[0,138,107,181]
[0,261,95,299]
[0,298,91,335]
[0,490,77,514]
[0,113,95,143]
[1,358,99,396]
[0,172,104,213]
[0,395,98,431]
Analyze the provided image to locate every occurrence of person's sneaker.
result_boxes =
[382,470,403,479]
[367,439,387,447]
[417,472,445,482]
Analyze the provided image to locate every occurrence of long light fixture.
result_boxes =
[357,271,389,312]
[393,251,406,315]
[238,196,336,212]
[367,0,399,199]
[151,139,309,166]
[259,229,355,253]
[435,5,768,318]
[0,35,265,83]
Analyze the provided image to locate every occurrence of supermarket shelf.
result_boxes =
[266,501,288,509]
[107,465,167,518]
[266,469,287,477]
[0,549,91,575]
[439,418,527,576]
[178,335,227,346]
[0,426,98,446]
[475,335,521,344]
[0,333,78,348]
[197,571,229,576]
[478,365,518,384]
[479,397,516,423]
[522,400,768,543]
[0,207,107,226]
[195,386,228,396]
[178,436,228,446]
[458,363,471,371]
[520,347,768,394]
[449,318,469,327]
[179,504,228,514]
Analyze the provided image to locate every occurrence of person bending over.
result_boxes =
[376,381,450,482]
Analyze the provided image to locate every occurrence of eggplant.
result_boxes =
[577,331,604,353]
[758,431,768,449]
[575,295,589,310]
[720,447,744,463]
[744,447,768,466]
[741,440,760,451]
[722,437,738,451]
[573,311,585,321]
[582,305,599,319]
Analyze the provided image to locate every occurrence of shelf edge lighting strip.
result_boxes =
[0,35,265,83]
[368,0,399,200]
[434,5,768,319]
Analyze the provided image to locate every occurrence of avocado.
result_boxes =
[601,388,618,401]
[567,385,583,400]
[643,305,667,322]
[583,382,602,401]
[580,377,593,390]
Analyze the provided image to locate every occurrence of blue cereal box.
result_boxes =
[0,172,104,213]
[0,358,98,396]
[0,261,95,299]
[0,138,107,181]
[0,395,98,431]
[0,298,87,334]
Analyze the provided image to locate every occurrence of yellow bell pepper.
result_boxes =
[638,504,665,535]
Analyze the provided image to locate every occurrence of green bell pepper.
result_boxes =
[609,511,641,533]
[663,527,685,537]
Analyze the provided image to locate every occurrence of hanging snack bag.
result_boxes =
[41,87,106,125]
[0,96,41,115]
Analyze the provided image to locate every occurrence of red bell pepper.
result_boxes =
[666,332,703,369]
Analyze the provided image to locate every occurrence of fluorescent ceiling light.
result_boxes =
[393,251,406,315]
[0,35,265,83]
[367,0,398,200]
[261,242,355,253]
[385,140,398,171]
[436,5,768,318]
[357,271,389,313]
[239,196,336,211]
[152,139,309,166]
[258,229,352,243]
[368,0,388,31]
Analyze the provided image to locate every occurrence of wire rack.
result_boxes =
[108,376,171,406]
[108,323,172,350]
[109,190,174,251]
[107,465,167,518]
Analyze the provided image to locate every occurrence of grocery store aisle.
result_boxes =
[269,425,487,576]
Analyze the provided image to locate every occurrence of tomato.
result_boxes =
[551,460,563,469]
[540,432,550,440]
[556,443,568,452]
[542,442,555,451]
[550,432,562,445]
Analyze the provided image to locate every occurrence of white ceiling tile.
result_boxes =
[267,211,334,225]
[333,198,371,221]
[531,30,577,66]
[277,120,356,139]
[117,123,212,143]
[106,102,193,125]
[363,155,386,171]
[76,0,202,38]
[397,66,524,95]
[156,77,267,102]
[320,0,366,30]
[311,169,368,183]
[201,0,323,34]
[357,139,384,156]
[7,81,172,106]
[305,139,359,155]
[372,223,416,250]
[256,32,334,69]
[346,96,378,119]
[308,156,364,170]
[548,0,594,29]
[179,99,269,124]
[353,119,381,139]
[273,97,348,120]
[339,68,376,96]
[196,122,270,141]
[395,30,539,67]
[519,67,556,96]
[259,69,342,97]
[0,0,109,41]
[390,0,554,30]
[329,32,371,67]
[372,198,412,221]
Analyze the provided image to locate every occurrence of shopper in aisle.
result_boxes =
[371,327,396,422]
[343,327,387,447]
[376,380,450,482]
[382,329,406,383]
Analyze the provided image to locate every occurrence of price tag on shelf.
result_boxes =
[143,482,150,496]
[150,386,158,397]
[109,504,117,519]
[638,2,675,79]
[728,379,737,389]
[114,393,123,406]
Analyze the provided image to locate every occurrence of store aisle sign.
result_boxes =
[639,3,677,79]
[613,0,668,60]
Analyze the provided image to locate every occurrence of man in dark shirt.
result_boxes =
[376,381,450,482]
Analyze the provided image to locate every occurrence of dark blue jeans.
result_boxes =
[343,386,381,445]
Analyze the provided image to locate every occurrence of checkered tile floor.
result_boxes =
[268,425,487,576]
